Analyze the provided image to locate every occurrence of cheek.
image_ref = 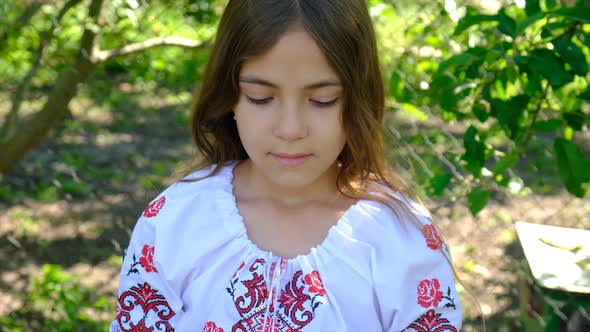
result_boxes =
[235,118,260,143]
[234,110,270,153]
[315,111,346,143]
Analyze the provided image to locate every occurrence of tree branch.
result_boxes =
[93,36,210,63]
[0,0,107,172]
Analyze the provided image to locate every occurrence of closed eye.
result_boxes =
[311,98,339,107]
[245,96,339,107]
[246,96,273,105]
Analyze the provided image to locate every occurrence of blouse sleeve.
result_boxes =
[372,198,462,332]
[109,195,183,332]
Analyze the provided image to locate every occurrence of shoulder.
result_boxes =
[135,160,238,260]
[357,188,451,269]
[137,162,236,224]
[168,163,227,197]
[368,182,431,219]
[127,162,239,281]
[363,189,440,247]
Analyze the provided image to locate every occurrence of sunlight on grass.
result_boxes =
[95,131,135,147]
[9,208,45,238]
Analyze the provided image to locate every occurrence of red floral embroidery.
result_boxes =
[116,282,175,332]
[422,224,443,250]
[276,278,301,315]
[304,271,326,296]
[227,259,325,332]
[276,270,315,318]
[255,316,282,332]
[202,321,225,332]
[417,278,443,308]
[403,309,457,332]
[139,244,158,273]
[143,196,166,218]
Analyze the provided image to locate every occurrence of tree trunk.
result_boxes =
[0,58,96,174]
[0,0,208,174]
[0,0,104,174]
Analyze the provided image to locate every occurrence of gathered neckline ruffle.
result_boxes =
[213,161,373,266]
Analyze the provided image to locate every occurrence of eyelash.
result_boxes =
[246,96,339,108]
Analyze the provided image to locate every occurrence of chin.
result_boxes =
[266,169,319,189]
[248,155,339,188]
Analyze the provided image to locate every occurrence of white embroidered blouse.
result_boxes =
[110,162,462,332]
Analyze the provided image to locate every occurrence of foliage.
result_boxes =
[0,265,113,331]
[384,0,590,215]
[98,0,219,87]
[0,0,586,201]
[0,0,219,90]
[0,0,223,174]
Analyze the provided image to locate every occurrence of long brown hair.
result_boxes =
[188,0,414,213]
[187,1,481,325]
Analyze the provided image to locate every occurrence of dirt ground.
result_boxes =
[1,85,589,331]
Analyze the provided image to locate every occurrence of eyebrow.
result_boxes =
[239,75,342,90]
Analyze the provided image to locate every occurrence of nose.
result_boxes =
[273,100,308,141]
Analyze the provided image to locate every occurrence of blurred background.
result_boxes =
[0,0,589,331]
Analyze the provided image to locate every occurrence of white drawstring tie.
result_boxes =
[261,254,285,332]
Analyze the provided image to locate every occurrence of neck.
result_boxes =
[234,159,341,208]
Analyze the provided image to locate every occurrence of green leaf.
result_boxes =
[525,0,541,16]
[541,21,573,39]
[490,95,530,139]
[583,31,590,49]
[454,9,497,35]
[462,126,486,177]
[528,49,575,88]
[441,87,459,112]
[534,119,565,131]
[552,39,588,76]
[439,52,478,72]
[430,74,459,112]
[545,0,557,9]
[389,71,412,102]
[563,110,587,130]
[524,71,544,97]
[428,173,453,197]
[472,103,489,122]
[495,77,508,100]
[554,138,590,197]
[580,85,590,102]
[514,55,528,66]
[493,153,520,174]
[401,103,428,121]
[515,11,546,36]
[496,10,517,37]
[564,126,574,140]
[555,7,590,23]
[468,188,491,216]
[496,174,511,187]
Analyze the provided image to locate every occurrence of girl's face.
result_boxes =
[234,25,346,190]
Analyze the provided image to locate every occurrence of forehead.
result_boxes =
[240,27,340,87]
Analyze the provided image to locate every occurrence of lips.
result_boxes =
[271,152,312,166]
[272,153,312,158]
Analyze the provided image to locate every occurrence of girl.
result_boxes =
[111,1,462,331]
